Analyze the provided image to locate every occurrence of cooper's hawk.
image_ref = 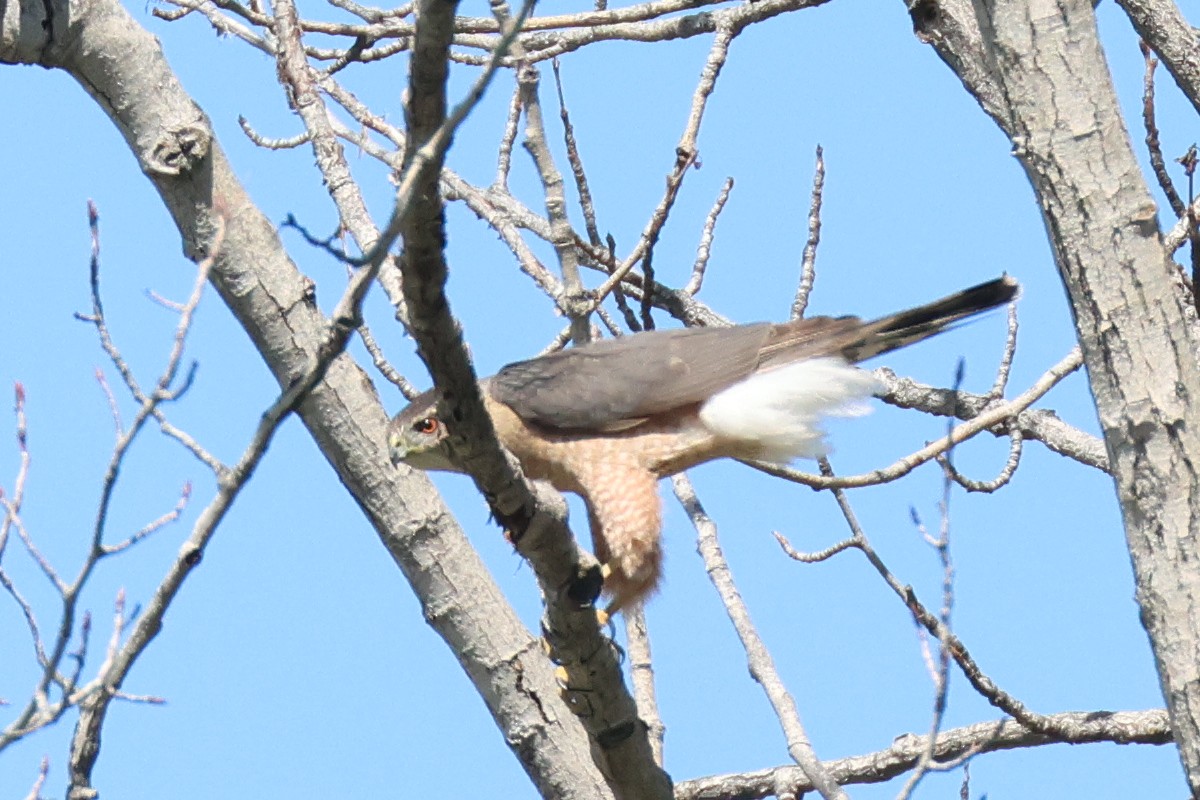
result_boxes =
[389,276,1018,613]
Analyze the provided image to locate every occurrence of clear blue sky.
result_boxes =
[0,0,1189,797]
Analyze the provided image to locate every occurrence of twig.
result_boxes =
[771,532,857,563]
[0,382,31,557]
[624,606,665,766]
[937,428,1023,493]
[357,322,420,398]
[639,251,656,331]
[23,756,49,800]
[684,177,733,296]
[746,347,1083,489]
[239,115,311,150]
[791,145,824,319]
[552,57,602,248]
[987,299,1019,399]
[879,366,1107,471]
[103,482,193,554]
[516,28,591,343]
[896,444,963,800]
[777,458,1082,740]
[494,81,523,188]
[93,370,124,439]
[674,474,849,800]
[1140,41,1186,218]
[0,565,47,670]
[586,146,697,311]
[10,504,65,593]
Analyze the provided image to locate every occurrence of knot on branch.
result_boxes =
[148,122,211,176]
[908,0,940,39]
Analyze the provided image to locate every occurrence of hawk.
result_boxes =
[389,277,1018,614]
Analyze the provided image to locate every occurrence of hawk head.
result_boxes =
[387,388,459,472]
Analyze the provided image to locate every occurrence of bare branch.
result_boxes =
[0,383,30,556]
[674,474,849,800]
[238,114,311,150]
[10,502,65,593]
[396,1,660,796]
[791,144,824,320]
[896,462,962,800]
[772,530,857,563]
[93,370,124,438]
[517,40,590,342]
[684,177,733,297]
[801,459,1085,740]
[748,347,1084,489]
[552,57,603,249]
[357,322,420,398]
[879,366,1107,471]
[1118,0,1200,118]
[675,710,1172,800]
[0,565,47,672]
[103,482,193,555]
[937,429,1023,493]
[494,81,523,189]
[23,756,48,800]
[624,607,665,766]
[1139,40,1186,218]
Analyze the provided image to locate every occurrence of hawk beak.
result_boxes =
[389,443,406,468]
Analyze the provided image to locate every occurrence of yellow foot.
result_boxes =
[555,665,594,717]
[554,664,571,688]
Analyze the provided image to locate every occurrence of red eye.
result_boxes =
[413,417,439,435]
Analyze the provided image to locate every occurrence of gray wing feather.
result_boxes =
[488,277,1019,432]
[489,325,772,431]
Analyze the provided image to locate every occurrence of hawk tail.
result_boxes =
[849,275,1019,362]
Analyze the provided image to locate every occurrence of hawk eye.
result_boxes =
[413,417,439,435]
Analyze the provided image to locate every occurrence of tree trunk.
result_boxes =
[914,0,1200,789]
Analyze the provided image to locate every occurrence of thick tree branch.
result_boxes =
[675,709,1172,800]
[1,0,615,795]
[395,1,667,797]
[914,0,1200,789]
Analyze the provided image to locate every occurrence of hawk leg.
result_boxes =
[582,469,663,616]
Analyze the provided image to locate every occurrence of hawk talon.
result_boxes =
[553,664,572,689]
[554,665,596,717]
[539,620,568,665]
[594,606,611,630]
[490,502,534,545]
[564,562,606,608]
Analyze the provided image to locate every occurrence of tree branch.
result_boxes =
[675,709,1172,800]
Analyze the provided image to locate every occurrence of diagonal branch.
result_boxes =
[674,475,849,800]
[3,0,611,794]
[395,1,666,797]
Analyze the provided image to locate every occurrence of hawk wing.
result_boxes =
[486,276,1018,433]
[488,318,862,432]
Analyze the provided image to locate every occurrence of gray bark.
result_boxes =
[912,0,1200,789]
[1,0,611,796]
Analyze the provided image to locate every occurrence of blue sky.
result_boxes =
[0,0,1191,797]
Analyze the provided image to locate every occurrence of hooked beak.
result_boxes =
[388,437,407,468]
